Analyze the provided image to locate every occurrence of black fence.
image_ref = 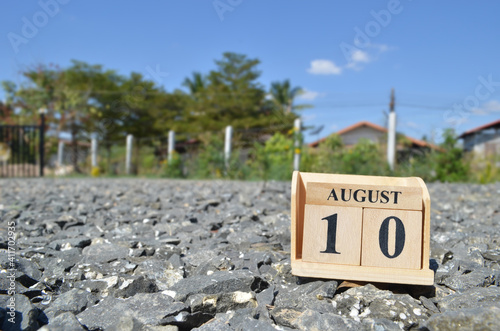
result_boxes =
[0,122,45,178]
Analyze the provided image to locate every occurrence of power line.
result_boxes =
[9,87,457,111]
[397,104,451,110]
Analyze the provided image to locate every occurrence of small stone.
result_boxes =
[107,315,144,331]
[77,293,186,329]
[443,268,497,292]
[424,307,500,330]
[167,270,268,302]
[420,296,440,314]
[438,287,500,312]
[115,276,158,298]
[269,307,303,328]
[292,309,361,330]
[81,243,129,263]
[1,294,42,331]
[43,288,98,320]
[39,312,85,331]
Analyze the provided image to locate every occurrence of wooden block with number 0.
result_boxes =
[291,171,434,286]
[361,208,422,269]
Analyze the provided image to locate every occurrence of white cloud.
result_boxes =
[370,43,393,53]
[345,49,371,70]
[307,59,342,75]
[345,43,393,71]
[307,43,393,75]
[298,89,321,100]
[472,100,500,115]
[406,121,420,129]
[351,50,371,63]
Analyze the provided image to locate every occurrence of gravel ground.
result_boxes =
[0,178,499,330]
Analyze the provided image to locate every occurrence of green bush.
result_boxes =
[226,150,250,179]
[339,138,390,176]
[394,153,435,181]
[193,133,226,178]
[69,126,500,183]
[249,132,294,181]
[162,151,184,178]
[140,152,157,174]
[304,134,344,173]
[433,129,469,182]
[470,156,500,184]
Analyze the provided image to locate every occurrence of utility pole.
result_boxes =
[387,89,396,171]
[126,134,133,175]
[293,118,302,171]
[168,130,175,162]
[39,108,46,177]
[224,125,233,174]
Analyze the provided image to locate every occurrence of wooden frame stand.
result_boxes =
[291,171,434,285]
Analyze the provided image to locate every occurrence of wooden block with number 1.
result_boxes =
[302,204,362,265]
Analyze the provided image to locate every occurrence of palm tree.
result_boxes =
[269,79,310,114]
[182,72,207,97]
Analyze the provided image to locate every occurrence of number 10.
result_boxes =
[321,213,406,259]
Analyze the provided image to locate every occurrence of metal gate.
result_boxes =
[0,124,45,177]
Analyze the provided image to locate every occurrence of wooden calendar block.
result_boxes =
[302,204,363,265]
[291,171,434,285]
[306,181,422,211]
[361,208,422,269]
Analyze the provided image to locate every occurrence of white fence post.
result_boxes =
[387,89,396,171]
[126,134,133,175]
[91,136,98,168]
[387,111,396,171]
[293,118,301,171]
[57,141,64,167]
[168,130,175,162]
[224,125,233,171]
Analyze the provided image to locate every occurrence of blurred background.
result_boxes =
[0,0,499,182]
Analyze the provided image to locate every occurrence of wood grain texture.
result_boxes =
[291,260,434,285]
[291,171,306,260]
[290,171,433,285]
[306,181,422,211]
[361,208,422,269]
[302,204,363,265]
[416,177,431,269]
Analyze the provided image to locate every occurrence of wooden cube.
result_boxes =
[302,204,363,266]
[361,208,422,269]
[291,171,434,285]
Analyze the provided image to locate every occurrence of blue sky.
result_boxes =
[1,0,500,143]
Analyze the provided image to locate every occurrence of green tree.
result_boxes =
[182,52,298,140]
[434,129,469,182]
[269,79,311,114]
[250,132,294,181]
[340,138,389,176]
[183,72,207,97]
[305,134,344,173]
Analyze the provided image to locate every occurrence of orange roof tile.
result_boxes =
[309,121,439,150]
[459,119,500,138]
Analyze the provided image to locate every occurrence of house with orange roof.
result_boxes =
[459,119,500,158]
[309,121,438,158]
